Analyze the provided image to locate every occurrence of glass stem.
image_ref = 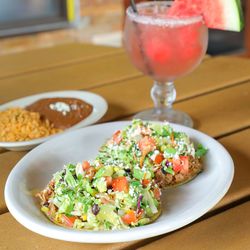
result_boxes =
[151,81,176,110]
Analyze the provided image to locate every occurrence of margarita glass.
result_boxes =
[124,1,208,127]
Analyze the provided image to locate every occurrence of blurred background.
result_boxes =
[0,0,248,56]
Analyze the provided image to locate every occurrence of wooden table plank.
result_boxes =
[177,83,250,137]
[213,129,250,210]
[0,197,250,250]
[95,81,250,137]
[0,212,138,250]
[0,148,6,153]
[0,43,122,79]
[0,53,140,104]
[1,56,250,105]
[0,202,249,250]
[138,202,250,250]
[0,151,26,214]
[175,56,250,101]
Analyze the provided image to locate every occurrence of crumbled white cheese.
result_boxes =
[129,188,134,196]
[49,102,71,116]
[150,150,160,161]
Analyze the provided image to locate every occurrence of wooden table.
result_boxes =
[0,43,250,250]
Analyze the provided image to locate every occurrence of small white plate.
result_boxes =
[5,121,234,243]
[0,90,108,151]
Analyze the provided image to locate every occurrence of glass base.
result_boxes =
[134,108,194,128]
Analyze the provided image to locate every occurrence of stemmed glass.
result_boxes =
[124,1,208,127]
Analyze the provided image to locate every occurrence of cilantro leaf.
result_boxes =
[195,144,208,157]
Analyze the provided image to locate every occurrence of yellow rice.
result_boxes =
[0,107,62,142]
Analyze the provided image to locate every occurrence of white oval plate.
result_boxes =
[0,90,108,151]
[5,121,234,243]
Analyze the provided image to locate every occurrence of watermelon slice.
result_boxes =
[168,0,244,32]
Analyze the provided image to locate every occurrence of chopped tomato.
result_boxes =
[138,136,156,155]
[153,187,161,200]
[122,210,137,224]
[105,176,113,188]
[82,161,91,170]
[62,215,77,227]
[173,157,181,172]
[142,179,150,187]
[180,156,189,174]
[173,163,182,173]
[173,156,189,174]
[154,153,164,164]
[112,176,129,193]
[112,130,122,144]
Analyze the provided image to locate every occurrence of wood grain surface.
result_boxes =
[0,43,123,79]
[138,202,250,250]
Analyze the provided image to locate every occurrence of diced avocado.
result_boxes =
[41,206,49,213]
[133,168,152,180]
[138,218,151,225]
[95,167,106,178]
[114,169,126,177]
[103,165,114,176]
[124,196,137,208]
[96,205,120,226]
[95,166,114,178]
[164,147,177,156]
[133,168,144,180]
[93,177,107,193]
[150,124,162,135]
[145,206,154,217]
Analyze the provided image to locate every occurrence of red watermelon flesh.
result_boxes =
[168,0,244,32]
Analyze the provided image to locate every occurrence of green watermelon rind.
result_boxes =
[222,0,244,32]
[169,0,244,32]
[235,0,244,31]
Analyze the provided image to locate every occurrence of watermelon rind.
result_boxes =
[221,0,244,32]
[168,0,244,32]
[235,0,245,31]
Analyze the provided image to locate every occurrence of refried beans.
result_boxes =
[26,98,93,129]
